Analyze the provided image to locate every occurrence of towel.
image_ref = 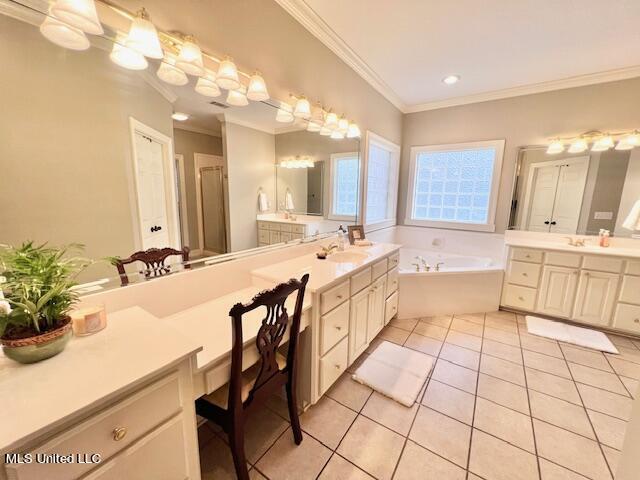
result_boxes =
[258,192,269,212]
[622,199,640,231]
[285,191,295,211]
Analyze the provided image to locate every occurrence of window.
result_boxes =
[329,152,359,219]
[406,140,505,232]
[364,132,400,229]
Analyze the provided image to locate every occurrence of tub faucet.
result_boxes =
[435,262,444,271]
[411,262,421,272]
[415,256,430,272]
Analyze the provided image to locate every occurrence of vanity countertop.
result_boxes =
[505,237,640,259]
[0,306,201,454]
[251,242,401,293]
[256,213,325,226]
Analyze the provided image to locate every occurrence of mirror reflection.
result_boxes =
[0,5,360,288]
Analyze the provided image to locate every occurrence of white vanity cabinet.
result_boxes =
[257,220,308,246]
[501,246,640,334]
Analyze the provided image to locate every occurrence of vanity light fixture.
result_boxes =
[324,111,339,130]
[616,131,640,150]
[567,138,588,153]
[124,8,163,59]
[156,53,188,86]
[50,0,103,35]
[275,104,294,123]
[281,156,314,168]
[216,57,241,90]
[330,129,345,140]
[246,72,269,101]
[338,116,349,134]
[293,96,311,119]
[176,36,205,77]
[306,122,322,132]
[110,35,148,70]
[195,70,222,97]
[40,13,90,51]
[546,129,640,155]
[171,112,189,121]
[346,122,361,138]
[319,125,332,136]
[591,134,614,152]
[442,75,460,85]
[546,139,564,154]
[226,87,249,107]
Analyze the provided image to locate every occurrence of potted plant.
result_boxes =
[0,242,90,364]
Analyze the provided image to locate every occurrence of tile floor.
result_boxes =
[198,311,640,480]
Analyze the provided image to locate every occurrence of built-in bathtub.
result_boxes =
[368,226,505,318]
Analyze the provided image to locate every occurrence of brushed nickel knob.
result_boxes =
[334,364,341,370]
[634,318,639,324]
[113,427,127,441]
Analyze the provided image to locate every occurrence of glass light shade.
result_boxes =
[324,111,338,129]
[247,73,269,101]
[615,140,634,151]
[307,121,322,132]
[276,106,294,123]
[546,140,564,154]
[40,15,90,51]
[567,138,588,153]
[293,97,311,119]
[227,88,249,107]
[319,126,332,136]
[110,40,148,71]
[622,132,640,146]
[338,117,349,133]
[330,130,345,140]
[195,70,222,97]
[347,123,361,138]
[216,58,240,90]
[176,38,204,77]
[157,54,188,86]
[171,112,189,121]
[125,10,163,59]
[591,135,614,152]
[50,0,103,35]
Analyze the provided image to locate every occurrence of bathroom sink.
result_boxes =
[327,251,368,263]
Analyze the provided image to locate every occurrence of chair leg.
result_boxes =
[286,380,303,445]
[228,420,249,480]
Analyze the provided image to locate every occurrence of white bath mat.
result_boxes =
[352,340,434,407]
[526,316,619,354]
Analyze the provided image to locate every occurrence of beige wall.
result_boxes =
[401,77,640,233]
[615,149,640,236]
[0,15,173,281]
[173,128,223,250]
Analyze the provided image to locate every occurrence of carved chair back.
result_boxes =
[114,246,190,286]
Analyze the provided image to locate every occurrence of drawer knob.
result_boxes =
[525,254,531,258]
[335,325,342,331]
[634,319,639,324]
[392,306,396,311]
[518,296,524,301]
[336,294,343,300]
[522,273,528,277]
[334,364,341,370]
[112,427,127,441]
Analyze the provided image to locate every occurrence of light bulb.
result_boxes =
[615,140,634,151]
[567,138,588,153]
[110,37,148,71]
[324,111,338,129]
[442,75,460,85]
[293,96,311,119]
[50,0,103,35]
[227,88,249,107]
[591,135,614,152]
[176,36,204,76]
[546,139,564,154]
[216,58,240,90]
[622,132,640,146]
[125,8,163,59]
[276,105,294,123]
[195,70,222,97]
[247,72,269,101]
[338,117,349,133]
[40,14,90,51]
[171,112,189,121]
[157,53,188,86]
[347,123,361,138]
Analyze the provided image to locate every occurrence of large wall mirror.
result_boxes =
[509,146,639,237]
[0,2,360,289]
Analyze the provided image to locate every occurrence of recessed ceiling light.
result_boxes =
[172,112,189,121]
[442,75,460,85]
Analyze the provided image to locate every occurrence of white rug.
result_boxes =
[352,340,434,407]
[526,316,619,354]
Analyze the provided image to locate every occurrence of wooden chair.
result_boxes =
[113,246,190,286]
[195,274,309,480]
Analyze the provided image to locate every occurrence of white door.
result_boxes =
[135,132,170,249]
[367,275,387,342]
[549,161,589,234]
[573,271,620,326]
[194,153,225,255]
[527,166,560,232]
[349,288,370,364]
[537,265,578,318]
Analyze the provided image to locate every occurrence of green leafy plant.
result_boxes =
[0,242,90,339]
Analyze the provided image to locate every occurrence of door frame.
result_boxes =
[174,154,190,249]
[521,156,590,230]
[194,153,225,256]
[128,117,181,251]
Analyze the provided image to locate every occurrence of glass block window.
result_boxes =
[331,154,359,217]
[410,144,501,226]
[366,143,392,224]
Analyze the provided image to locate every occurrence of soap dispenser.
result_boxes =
[337,224,346,251]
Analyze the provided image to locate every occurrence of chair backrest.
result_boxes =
[227,274,309,410]
[114,246,190,286]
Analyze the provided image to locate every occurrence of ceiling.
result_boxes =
[278,0,640,112]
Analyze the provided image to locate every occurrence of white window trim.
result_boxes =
[362,131,401,232]
[328,152,360,221]
[404,139,505,232]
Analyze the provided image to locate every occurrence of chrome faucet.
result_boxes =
[411,262,421,272]
[565,237,587,247]
[435,262,444,271]
[415,255,431,271]
[321,243,339,255]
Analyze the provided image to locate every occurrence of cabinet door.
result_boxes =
[367,275,387,343]
[349,288,370,364]
[573,271,619,326]
[536,266,578,318]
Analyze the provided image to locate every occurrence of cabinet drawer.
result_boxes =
[511,248,543,263]
[502,284,537,311]
[625,261,640,276]
[267,222,280,231]
[385,291,399,323]
[82,416,187,480]
[387,253,399,270]
[292,233,303,240]
[280,232,292,242]
[319,337,349,395]
[258,229,269,244]
[320,301,350,355]
[545,252,581,268]
[620,275,640,305]
[372,259,388,279]
[582,256,623,273]
[257,221,269,230]
[387,269,398,296]
[6,373,182,480]
[279,223,292,233]
[506,261,540,288]
[320,280,350,315]
[613,303,640,334]
[269,231,281,244]
[351,267,372,295]
[292,224,305,234]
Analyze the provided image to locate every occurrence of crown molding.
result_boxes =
[173,124,222,137]
[274,0,407,112]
